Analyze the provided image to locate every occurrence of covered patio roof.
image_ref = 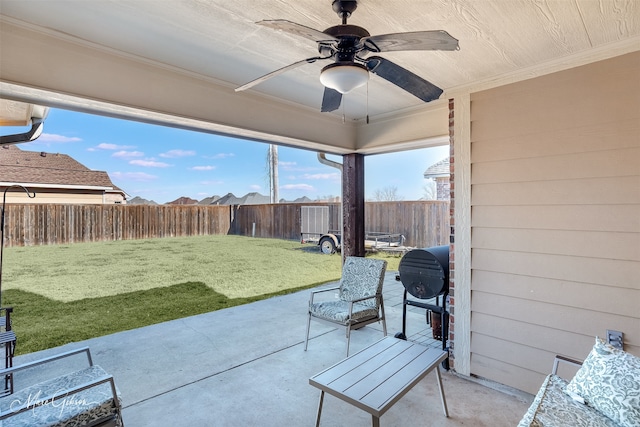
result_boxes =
[1,1,638,154]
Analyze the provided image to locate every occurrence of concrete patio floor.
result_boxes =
[12,272,533,426]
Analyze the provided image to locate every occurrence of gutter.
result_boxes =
[317,153,342,171]
[0,182,112,191]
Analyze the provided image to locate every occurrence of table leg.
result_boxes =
[372,414,380,427]
[315,391,324,427]
[435,365,449,417]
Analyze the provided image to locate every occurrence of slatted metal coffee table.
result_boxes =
[309,336,449,427]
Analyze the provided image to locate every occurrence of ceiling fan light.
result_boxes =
[320,63,369,94]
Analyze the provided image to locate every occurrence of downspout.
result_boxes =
[317,153,344,264]
[317,153,342,172]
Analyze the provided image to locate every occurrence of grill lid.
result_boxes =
[398,245,449,299]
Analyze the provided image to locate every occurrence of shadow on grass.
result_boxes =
[4,281,323,356]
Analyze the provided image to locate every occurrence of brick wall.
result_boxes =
[436,177,450,201]
[448,98,456,369]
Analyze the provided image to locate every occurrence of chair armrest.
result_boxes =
[552,355,583,375]
[310,286,340,296]
[0,346,93,377]
[309,286,341,304]
[347,293,380,304]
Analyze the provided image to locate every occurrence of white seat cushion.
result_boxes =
[0,365,122,427]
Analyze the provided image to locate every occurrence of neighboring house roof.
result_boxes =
[423,158,450,179]
[198,195,221,205]
[214,192,271,205]
[0,145,127,197]
[168,196,198,205]
[128,196,158,205]
[285,196,313,203]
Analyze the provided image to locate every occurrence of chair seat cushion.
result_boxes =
[0,365,123,427]
[518,374,619,427]
[310,301,379,324]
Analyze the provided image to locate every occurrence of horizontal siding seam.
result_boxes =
[470,270,639,292]
[470,329,561,358]
[470,225,640,234]
[470,248,640,263]
[471,173,640,185]
[471,288,639,319]
[469,144,640,164]
[470,202,640,207]
[470,349,543,378]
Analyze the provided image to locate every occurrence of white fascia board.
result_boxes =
[0,182,112,191]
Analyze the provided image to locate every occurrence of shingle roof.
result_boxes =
[0,145,125,193]
[423,157,450,178]
[208,192,271,205]
[167,196,198,205]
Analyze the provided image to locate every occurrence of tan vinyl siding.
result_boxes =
[4,190,106,204]
[468,51,640,394]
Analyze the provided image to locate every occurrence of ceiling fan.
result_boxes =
[235,0,459,113]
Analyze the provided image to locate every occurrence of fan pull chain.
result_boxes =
[366,80,370,124]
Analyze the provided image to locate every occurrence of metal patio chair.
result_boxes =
[304,256,387,356]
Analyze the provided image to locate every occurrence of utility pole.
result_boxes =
[268,144,279,203]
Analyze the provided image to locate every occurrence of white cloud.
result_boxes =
[94,143,135,150]
[190,165,215,171]
[279,161,297,170]
[111,171,157,181]
[300,173,340,180]
[129,159,171,168]
[249,184,261,190]
[280,162,318,172]
[280,184,314,191]
[159,149,196,158]
[38,133,82,143]
[112,150,144,158]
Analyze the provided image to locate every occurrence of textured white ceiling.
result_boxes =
[1,0,639,151]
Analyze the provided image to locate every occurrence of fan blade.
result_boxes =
[366,56,443,103]
[321,88,342,112]
[257,20,338,43]
[363,30,458,53]
[235,56,329,92]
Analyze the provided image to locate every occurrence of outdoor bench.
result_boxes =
[0,346,123,427]
[518,337,639,427]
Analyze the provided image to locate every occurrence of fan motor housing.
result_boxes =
[323,24,369,39]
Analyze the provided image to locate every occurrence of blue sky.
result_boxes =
[16,108,448,204]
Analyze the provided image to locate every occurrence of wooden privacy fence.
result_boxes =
[2,204,232,246]
[2,201,449,248]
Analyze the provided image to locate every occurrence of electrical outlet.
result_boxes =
[606,330,624,350]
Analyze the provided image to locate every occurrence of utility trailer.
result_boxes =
[300,206,410,254]
[303,231,406,254]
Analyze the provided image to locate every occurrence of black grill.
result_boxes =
[398,245,449,299]
[395,245,450,369]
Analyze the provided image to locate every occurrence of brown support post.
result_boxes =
[342,153,365,258]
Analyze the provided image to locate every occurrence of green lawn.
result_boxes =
[2,235,400,354]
